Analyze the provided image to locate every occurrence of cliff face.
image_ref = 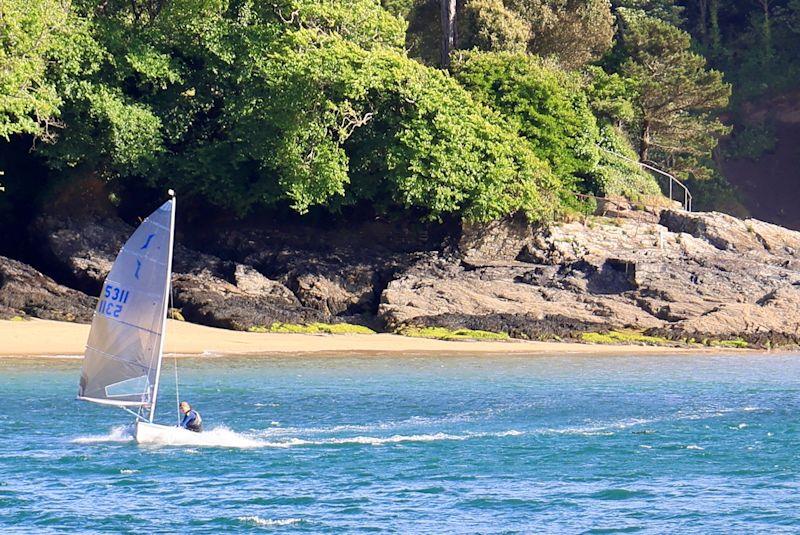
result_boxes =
[4,203,800,347]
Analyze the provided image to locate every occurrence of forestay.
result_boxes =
[78,198,175,420]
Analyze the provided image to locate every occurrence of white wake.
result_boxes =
[72,425,523,449]
[72,425,135,444]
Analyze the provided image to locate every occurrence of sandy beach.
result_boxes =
[0,318,734,357]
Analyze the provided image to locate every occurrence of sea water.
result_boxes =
[1,353,800,533]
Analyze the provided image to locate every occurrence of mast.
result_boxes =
[148,190,176,423]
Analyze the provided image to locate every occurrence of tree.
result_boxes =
[617,9,730,179]
[38,0,566,222]
[611,0,684,26]
[459,0,530,54]
[408,0,613,69]
[441,0,457,67]
[0,0,88,142]
[509,0,615,69]
[451,52,600,189]
[753,0,774,64]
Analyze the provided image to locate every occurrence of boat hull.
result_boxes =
[135,421,199,444]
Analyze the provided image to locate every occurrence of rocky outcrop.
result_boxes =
[0,255,94,322]
[32,215,132,294]
[15,199,800,347]
[379,210,800,346]
[31,214,322,330]
[171,270,322,331]
[186,224,427,319]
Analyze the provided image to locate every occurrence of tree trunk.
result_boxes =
[697,0,709,45]
[440,0,457,69]
[709,0,721,54]
[640,120,651,163]
[757,0,772,63]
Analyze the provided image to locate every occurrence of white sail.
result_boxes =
[78,197,175,422]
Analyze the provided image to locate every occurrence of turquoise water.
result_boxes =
[2,353,800,533]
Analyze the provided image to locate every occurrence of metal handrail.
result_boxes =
[598,147,692,212]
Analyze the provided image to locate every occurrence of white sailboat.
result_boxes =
[77,190,185,444]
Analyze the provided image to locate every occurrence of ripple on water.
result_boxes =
[4,354,800,532]
[588,488,655,501]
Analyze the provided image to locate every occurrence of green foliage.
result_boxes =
[451,52,599,192]
[0,0,90,141]
[1,0,777,227]
[44,84,163,175]
[248,322,376,334]
[283,0,408,50]
[616,9,731,180]
[460,0,531,54]
[611,0,685,26]
[34,0,565,222]
[404,0,441,66]
[509,0,615,69]
[595,125,661,198]
[583,66,637,125]
[380,0,416,18]
[407,0,613,69]
[399,326,510,341]
[709,338,749,349]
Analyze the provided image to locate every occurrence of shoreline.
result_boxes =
[0,318,755,358]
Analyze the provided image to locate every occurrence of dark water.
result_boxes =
[2,353,800,533]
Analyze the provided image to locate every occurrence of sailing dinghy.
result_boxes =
[77,191,186,444]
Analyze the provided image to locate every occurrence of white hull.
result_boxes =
[135,421,199,444]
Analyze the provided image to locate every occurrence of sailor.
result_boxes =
[178,401,203,433]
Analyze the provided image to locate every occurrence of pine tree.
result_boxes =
[617,9,731,179]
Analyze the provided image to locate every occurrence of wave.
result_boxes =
[541,417,659,437]
[138,426,271,449]
[71,425,267,449]
[537,406,765,437]
[256,409,513,438]
[284,430,523,447]
[248,429,523,448]
[238,516,305,527]
[72,425,134,444]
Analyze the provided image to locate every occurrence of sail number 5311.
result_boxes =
[98,284,130,318]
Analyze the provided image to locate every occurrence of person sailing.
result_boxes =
[178,401,203,433]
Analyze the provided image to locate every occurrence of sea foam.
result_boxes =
[238,516,305,527]
[74,424,524,449]
[72,425,134,444]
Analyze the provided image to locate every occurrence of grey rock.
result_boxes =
[379,212,800,346]
[31,214,313,331]
[189,226,422,317]
[0,255,94,322]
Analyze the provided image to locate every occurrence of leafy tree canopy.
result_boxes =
[35,0,565,222]
[0,0,91,141]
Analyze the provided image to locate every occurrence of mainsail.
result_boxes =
[78,197,175,422]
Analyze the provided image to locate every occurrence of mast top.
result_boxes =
[168,189,175,197]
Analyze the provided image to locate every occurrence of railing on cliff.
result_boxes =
[598,147,693,212]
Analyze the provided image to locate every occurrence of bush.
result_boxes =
[594,125,662,199]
